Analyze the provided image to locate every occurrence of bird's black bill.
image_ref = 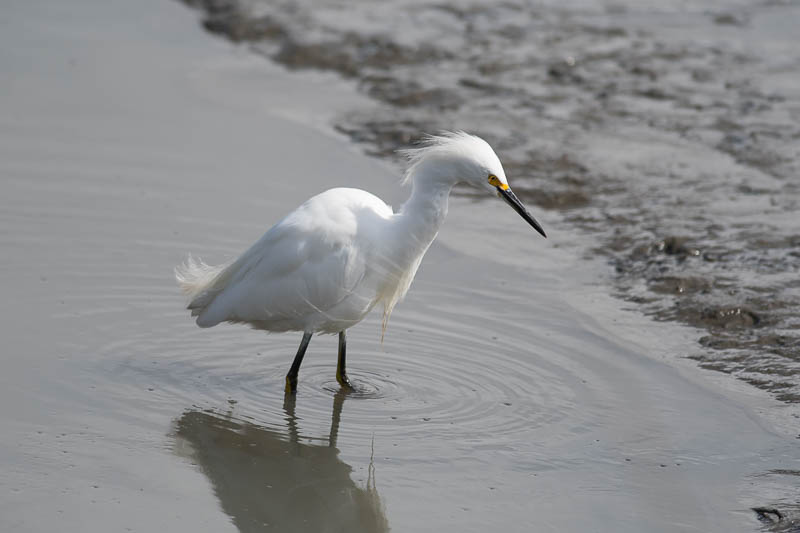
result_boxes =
[497,187,547,238]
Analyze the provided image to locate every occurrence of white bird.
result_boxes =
[176,132,546,393]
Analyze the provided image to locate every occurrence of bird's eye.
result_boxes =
[488,174,509,191]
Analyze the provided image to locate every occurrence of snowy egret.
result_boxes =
[176,132,546,393]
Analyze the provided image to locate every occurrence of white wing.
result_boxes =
[189,188,392,331]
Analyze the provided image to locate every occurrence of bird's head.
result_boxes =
[400,131,546,238]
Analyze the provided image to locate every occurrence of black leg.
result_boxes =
[336,330,352,389]
[285,331,312,394]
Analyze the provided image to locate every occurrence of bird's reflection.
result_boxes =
[173,391,388,533]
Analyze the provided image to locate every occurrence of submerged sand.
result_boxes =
[1,0,798,532]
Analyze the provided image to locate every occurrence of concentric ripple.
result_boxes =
[92,272,606,452]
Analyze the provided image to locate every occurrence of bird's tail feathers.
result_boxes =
[174,254,231,315]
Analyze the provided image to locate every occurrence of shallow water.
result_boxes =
[2,0,799,532]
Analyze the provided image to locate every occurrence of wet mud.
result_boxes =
[180,0,800,404]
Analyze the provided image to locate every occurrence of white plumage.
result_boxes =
[176,132,545,392]
[177,188,394,333]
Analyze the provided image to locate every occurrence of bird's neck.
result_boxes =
[372,172,456,323]
[397,174,455,247]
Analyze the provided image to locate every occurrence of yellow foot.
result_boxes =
[336,371,353,390]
